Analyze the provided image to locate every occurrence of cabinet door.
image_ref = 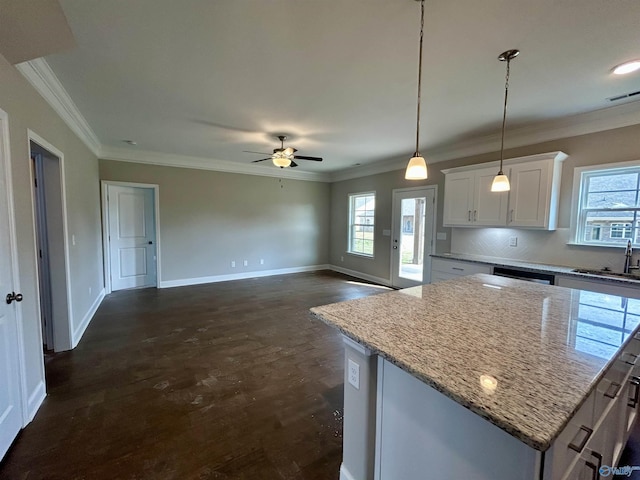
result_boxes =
[507,159,550,228]
[443,171,474,226]
[474,167,508,226]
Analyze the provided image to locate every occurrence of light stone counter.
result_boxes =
[311,273,640,451]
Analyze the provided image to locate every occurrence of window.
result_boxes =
[348,192,375,256]
[575,164,640,246]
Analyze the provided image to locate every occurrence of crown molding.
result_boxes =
[100,146,332,182]
[16,58,101,156]
[331,100,640,182]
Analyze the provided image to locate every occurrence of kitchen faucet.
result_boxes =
[624,240,640,274]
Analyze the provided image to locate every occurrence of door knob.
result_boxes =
[6,292,23,304]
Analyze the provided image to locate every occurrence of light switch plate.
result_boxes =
[382,229,391,236]
[509,236,518,247]
[348,359,360,390]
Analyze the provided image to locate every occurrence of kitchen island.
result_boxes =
[311,274,640,480]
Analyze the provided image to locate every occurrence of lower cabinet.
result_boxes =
[546,335,640,479]
[430,258,491,283]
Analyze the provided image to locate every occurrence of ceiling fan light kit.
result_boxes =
[405,0,428,181]
[247,135,322,169]
[491,49,520,193]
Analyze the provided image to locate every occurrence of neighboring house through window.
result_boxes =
[574,163,640,246]
[348,192,375,256]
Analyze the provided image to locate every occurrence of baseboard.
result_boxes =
[158,264,332,288]
[25,380,46,424]
[329,265,391,287]
[72,288,105,348]
[339,464,357,480]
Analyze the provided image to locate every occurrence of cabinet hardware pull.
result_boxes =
[568,425,593,453]
[591,451,603,478]
[604,381,622,399]
[629,377,640,408]
[509,209,514,223]
[585,460,599,480]
[623,352,638,365]
[473,210,477,221]
[468,210,471,222]
[451,267,464,271]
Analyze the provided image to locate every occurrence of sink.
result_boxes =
[572,268,640,280]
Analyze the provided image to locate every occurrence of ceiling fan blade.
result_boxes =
[290,161,298,168]
[243,150,271,155]
[251,158,272,163]
[293,155,323,161]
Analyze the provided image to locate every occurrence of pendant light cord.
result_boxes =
[414,0,425,156]
[498,57,511,173]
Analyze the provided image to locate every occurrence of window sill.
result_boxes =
[566,241,636,249]
[346,252,375,260]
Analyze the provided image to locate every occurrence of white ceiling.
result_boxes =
[37,0,640,175]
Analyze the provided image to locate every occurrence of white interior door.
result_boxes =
[0,113,22,460]
[108,185,157,291]
[391,187,436,289]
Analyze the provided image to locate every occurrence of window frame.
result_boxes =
[347,191,376,258]
[571,160,640,247]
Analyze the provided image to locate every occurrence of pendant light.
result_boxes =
[490,49,519,192]
[405,0,428,180]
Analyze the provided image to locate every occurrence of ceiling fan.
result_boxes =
[244,135,323,168]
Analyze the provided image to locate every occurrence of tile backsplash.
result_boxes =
[450,228,631,271]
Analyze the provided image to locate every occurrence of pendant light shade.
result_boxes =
[405,0,428,180]
[406,155,428,180]
[491,49,519,193]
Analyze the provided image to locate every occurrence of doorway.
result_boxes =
[102,182,159,293]
[29,135,72,353]
[390,187,437,288]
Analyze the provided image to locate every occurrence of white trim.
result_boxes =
[17,59,101,156]
[100,146,332,183]
[72,288,105,348]
[569,159,640,247]
[159,264,331,289]
[374,355,385,480]
[339,464,357,480]
[0,109,34,427]
[25,380,46,424]
[440,151,568,175]
[101,181,161,294]
[28,130,74,352]
[329,265,391,287]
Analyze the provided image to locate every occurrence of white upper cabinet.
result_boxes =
[442,151,567,230]
[443,167,508,226]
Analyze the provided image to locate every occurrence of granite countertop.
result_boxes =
[432,252,640,286]
[311,274,640,451]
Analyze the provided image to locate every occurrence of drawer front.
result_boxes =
[431,259,491,276]
[549,392,596,479]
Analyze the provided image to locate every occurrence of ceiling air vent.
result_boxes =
[608,90,640,102]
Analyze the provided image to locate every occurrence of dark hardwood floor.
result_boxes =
[0,271,390,480]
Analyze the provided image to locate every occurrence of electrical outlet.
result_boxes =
[243,260,248,267]
[341,256,344,262]
[260,259,264,265]
[437,232,447,241]
[347,359,360,390]
[89,286,92,295]
[509,236,518,247]
[72,234,76,246]
[231,261,236,268]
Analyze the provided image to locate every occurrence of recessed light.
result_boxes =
[613,60,640,75]
[123,140,138,146]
